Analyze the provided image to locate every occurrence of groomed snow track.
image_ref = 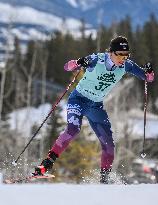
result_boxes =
[1,183,158,205]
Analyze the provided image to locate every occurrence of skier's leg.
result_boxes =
[33,101,83,175]
[88,118,114,169]
[50,110,83,156]
[89,120,114,183]
[87,106,114,183]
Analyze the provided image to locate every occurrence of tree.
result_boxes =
[43,103,66,156]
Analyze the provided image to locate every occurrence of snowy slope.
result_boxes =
[0,3,82,31]
[0,0,157,43]
[8,102,67,139]
[0,0,157,40]
[0,2,84,46]
[8,103,158,139]
[2,0,158,25]
[0,0,157,60]
[1,184,158,205]
[0,2,93,59]
[8,104,52,138]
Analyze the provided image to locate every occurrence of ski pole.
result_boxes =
[141,80,148,158]
[13,70,81,165]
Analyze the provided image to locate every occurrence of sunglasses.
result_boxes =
[114,52,130,59]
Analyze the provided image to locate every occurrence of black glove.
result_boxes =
[77,57,90,68]
[143,62,153,74]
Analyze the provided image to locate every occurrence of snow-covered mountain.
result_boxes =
[0,2,85,60]
[0,0,157,60]
[1,0,157,27]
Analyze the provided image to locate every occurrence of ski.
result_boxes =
[4,174,55,184]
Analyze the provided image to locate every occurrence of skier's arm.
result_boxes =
[64,54,98,72]
[125,60,154,82]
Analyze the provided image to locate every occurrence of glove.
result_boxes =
[77,57,90,68]
[143,62,153,73]
[143,62,154,82]
[64,60,79,71]
[64,57,90,72]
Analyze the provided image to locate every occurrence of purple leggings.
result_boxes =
[50,90,114,170]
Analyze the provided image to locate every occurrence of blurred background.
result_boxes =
[0,0,158,184]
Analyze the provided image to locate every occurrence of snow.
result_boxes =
[66,0,107,11]
[66,0,79,8]
[0,2,83,31]
[0,183,158,205]
[11,28,49,41]
[8,102,158,140]
[128,108,158,120]
[128,109,158,139]
[70,0,100,11]
[131,119,158,138]
[8,102,67,139]
[8,104,52,138]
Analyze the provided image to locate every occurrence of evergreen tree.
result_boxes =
[46,31,71,85]
[3,37,24,113]
[99,25,112,52]
[43,103,66,156]
[143,14,158,112]
[117,16,134,53]
[133,26,149,65]
[115,15,135,81]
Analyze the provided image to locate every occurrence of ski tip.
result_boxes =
[4,179,13,184]
[4,174,55,184]
[32,174,55,179]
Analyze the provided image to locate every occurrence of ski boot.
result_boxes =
[33,151,58,176]
[100,168,111,184]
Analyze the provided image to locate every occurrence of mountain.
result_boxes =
[0,1,84,60]
[1,0,158,27]
[0,0,157,60]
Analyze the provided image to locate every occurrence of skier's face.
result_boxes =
[110,51,130,66]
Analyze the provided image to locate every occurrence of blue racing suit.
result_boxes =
[51,53,146,170]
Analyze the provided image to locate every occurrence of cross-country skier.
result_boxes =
[33,36,154,183]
